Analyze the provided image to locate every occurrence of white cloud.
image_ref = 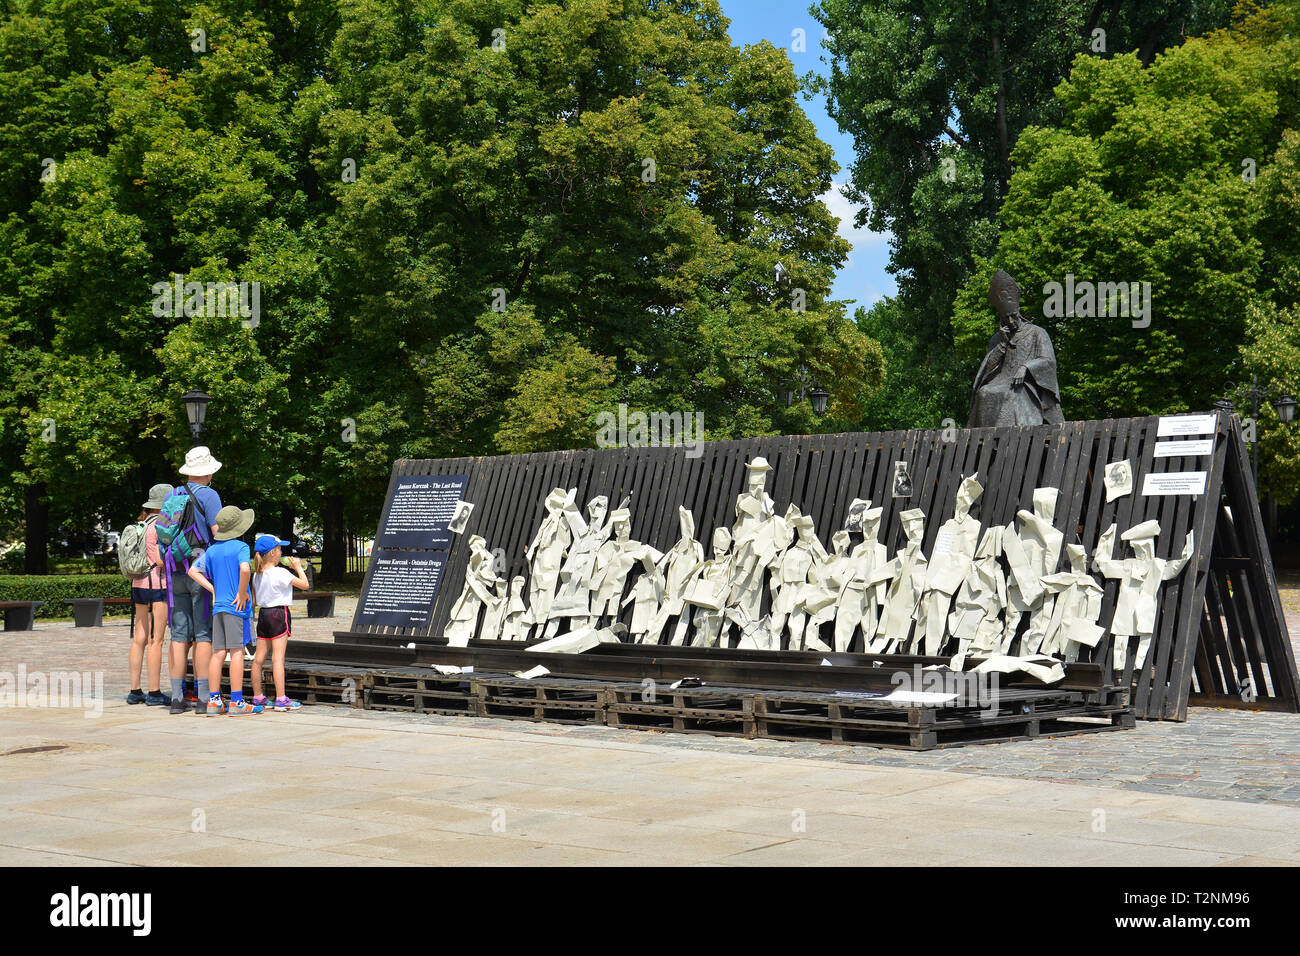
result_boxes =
[819,183,891,264]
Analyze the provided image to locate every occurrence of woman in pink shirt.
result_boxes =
[128,484,173,706]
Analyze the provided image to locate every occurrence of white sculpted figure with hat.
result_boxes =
[867,508,927,654]
[549,495,611,630]
[834,505,888,652]
[919,474,984,656]
[1002,487,1064,655]
[443,535,501,647]
[1094,520,1194,672]
[680,527,735,647]
[524,488,575,639]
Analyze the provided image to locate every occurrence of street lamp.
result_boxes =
[782,366,829,416]
[1215,376,1297,485]
[181,390,211,441]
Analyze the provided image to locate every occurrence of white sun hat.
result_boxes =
[178,446,222,477]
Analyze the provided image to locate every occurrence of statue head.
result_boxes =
[831,529,851,556]
[609,508,631,541]
[954,473,983,520]
[988,269,1022,327]
[711,526,733,556]
[1066,543,1087,574]
[900,508,926,544]
[1122,519,1160,562]
[677,506,695,541]
[744,456,772,491]
[1032,486,1059,523]
[863,506,884,541]
[586,495,608,528]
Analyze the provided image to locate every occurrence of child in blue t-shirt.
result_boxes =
[189,505,263,716]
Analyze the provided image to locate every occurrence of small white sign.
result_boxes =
[932,529,955,557]
[1157,414,1216,437]
[1154,439,1214,458]
[1142,471,1207,496]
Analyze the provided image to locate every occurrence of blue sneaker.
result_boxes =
[228,699,264,716]
[125,689,146,705]
[274,697,302,712]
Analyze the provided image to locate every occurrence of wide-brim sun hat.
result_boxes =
[179,445,222,477]
[213,506,255,541]
[142,483,174,510]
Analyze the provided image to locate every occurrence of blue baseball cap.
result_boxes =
[254,533,291,554]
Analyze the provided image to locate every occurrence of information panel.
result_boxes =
[356,549,447,629]
[377,475,467,549]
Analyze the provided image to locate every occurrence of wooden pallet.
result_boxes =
[604,684,756,737]
[273,656,1133,750]
[200,661,367,707]
[472,675,607,725]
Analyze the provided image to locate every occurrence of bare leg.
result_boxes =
[272,636,287,699]
[129,602,149,690]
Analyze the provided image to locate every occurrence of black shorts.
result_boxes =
[256,606,291,640]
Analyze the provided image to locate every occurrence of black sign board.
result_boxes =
[377,475,467,550]
[356,549,447,629]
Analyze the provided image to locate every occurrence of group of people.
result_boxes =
[126,446,310,715]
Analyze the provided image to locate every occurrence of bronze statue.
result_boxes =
[968,269,1064,428]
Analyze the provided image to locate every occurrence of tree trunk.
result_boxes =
[24,482,49,574]
[991,32,1009,197]
[321,494,346,582]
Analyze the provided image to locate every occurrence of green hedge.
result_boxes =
[0,574,134,619]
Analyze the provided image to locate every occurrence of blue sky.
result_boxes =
[718,0,896,313]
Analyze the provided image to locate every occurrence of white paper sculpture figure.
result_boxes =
[800,528,853,652]
[769,512,825,650]
[1094,520,1194,672]
[946,525,1007,666]
[835,506,888,652]
[478,572,509,641]
[919,474,984,655]
[728,457,779,638]
[549,495,610,629]
[681,527,735,647]
[1040,544,1105,661]
[623,544,666,642]
[443,535,499,647]
[1002,487,1064,655]
[499,575,529,642]
[653,507,705,646]
[524,488,575,638]
[868,508,927,654]
[590,508,642,626]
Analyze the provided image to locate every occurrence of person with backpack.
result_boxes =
[159,447,224,715]
[188,505,263,716]
[122,483,174,706]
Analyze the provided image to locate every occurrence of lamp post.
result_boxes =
[181,390,211,442]
[1214,375,1296,489]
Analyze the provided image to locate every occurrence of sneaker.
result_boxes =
[184,682,197,702]
[144,690,171,707]
[169,697,189,715]
[251,695,270,708]
[125,688,146,705]
[228,699,264,716]
[274,697,302,712]
[204,697,227,716]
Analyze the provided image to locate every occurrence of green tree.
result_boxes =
[811,0,1235,429]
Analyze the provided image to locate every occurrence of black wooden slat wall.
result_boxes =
[346,413,1300,721]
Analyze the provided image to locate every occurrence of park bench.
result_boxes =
[297,591,336,618]
[0,600,43,631]
[64,597,132,628]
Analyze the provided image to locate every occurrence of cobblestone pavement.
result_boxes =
[4,592,1300,811]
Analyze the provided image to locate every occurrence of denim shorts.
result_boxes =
[132,587,166,605]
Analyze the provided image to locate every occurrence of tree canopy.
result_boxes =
[0,0,882,572]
